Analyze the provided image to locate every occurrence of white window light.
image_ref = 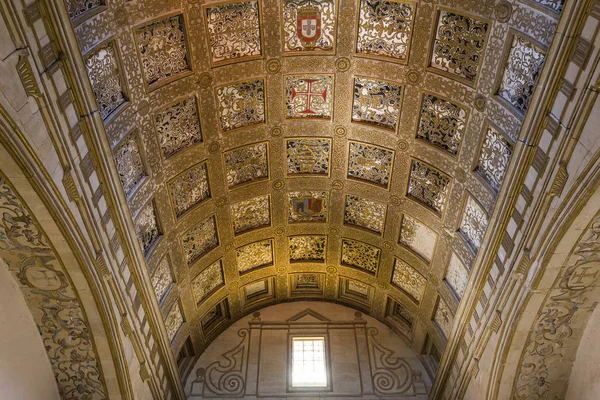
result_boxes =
[291,337,328,388]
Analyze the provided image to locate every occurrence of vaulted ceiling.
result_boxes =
[70,0,563,360]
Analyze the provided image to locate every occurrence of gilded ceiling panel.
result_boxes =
[288,235,327,262]
[216,79,266,131]
[398,214,437,263]
[341,238,380,275]
[407,159,451,216]
[230,195,271,235]
[433,296,454,339]
[165,301,184,343]
[347,141,394,189]
[282,0,337,54]
[135,201,161,256]
[475,125,513,193]
[66,0,104,20]
[192,260,225,306]
[152,255,174,304]
[224,142,269,189]
[113,131,145,198]
[287,191,328,223]
[459,195,489,253]
[445,252,469,300]
[182,215,219,266]
[416,93,467,156]
[391,258,427,304]
[155,96,202,159]
[343,194,386,235]
[236,239,274,274]
[285,74,333,120]
[168,161,211,218]
[351,77,402,131]
[286,138,331,176]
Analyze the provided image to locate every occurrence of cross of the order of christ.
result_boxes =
[291,79,327,114]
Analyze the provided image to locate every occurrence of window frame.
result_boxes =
[287,333,332,392]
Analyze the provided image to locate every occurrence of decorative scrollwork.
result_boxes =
[201,329,250,396]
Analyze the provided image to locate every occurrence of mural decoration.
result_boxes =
[347,141,394,189]
[344,194,386,235]
[155,96,202,159]
[287,191,328,223]
[230,195,271,235]
[113,131,145,197]
[286,138,331,176]
[192,260,225,306]
[134,14,191,88]
[430,11,489,84]
[498,35,546,114]
[282,0,336,53]
[236,239,274,274]
[84,40,126,120]
[475,126,513,193]
[355,0,415,63]
[352,77,402,131]
[391,258,427,303]
[168,161,211,218]
[285,75,333,120]
[341,238,380,275]
[182,215,219,266]
[224,142,269,189]
[459,195,489,253]
[407,160,451,216]
[0,177,107,399]
[204,1,262,65]
[416,94,466,156]
[398,214,437,263]
[216,79,266,131]
[288,235,327,262]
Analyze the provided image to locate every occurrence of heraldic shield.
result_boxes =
[296,6,321,47]
[293,197,323,217]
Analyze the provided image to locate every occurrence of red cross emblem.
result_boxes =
[291,79,328,114]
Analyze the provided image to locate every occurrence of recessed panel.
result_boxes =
[407,159,451,216]
[288,235,327,263]
[182,215,219,266]
[344,195,386,235]
[282,0,336,54]
[347,141,394,189]
[216,79,266,131]
[135,201,160,256]
[168,161,210,218]
[391,258,427,303]
[285,75,333,120]
[236,239,274,274]
[459,195,489,253]
[286,138,331,176]
[475,126,513,193]
[288,191,328,223]
[352,77,402,131]
[224,142,269,189]
[398,214,437,263]
[191,260,225,306]
[416,93,466,156]
[231,195,271,235]
[341,238,380,275]
[155,96,202,159]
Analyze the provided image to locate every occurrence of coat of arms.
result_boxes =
[296,6,321,47]
[292,197,323,217]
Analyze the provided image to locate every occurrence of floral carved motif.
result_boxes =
[475,126,513,193]
[192,260,225,306]
[236,239,274,274]
[286,138,330,176]
[168,161,210,218]
[498,35,546,114]
[356,0,415,63]
[66,0,104,20]
[433,296,454,339]
[430,11,489,84]
[182,216,219,266]
[282,0,336,54]
[445,252,469,299]
[224,142,269,189]
[289,235,326,262]
[407,160,451,216]
[459,195,489,253]
[113,132,145,197]
[344,194,386,235]
[155,96,202,159]
[531,0,564,13]
[416,94,467,156]
[391,258,427,303]
[135,201,161,256]
[165,302,184,343]
[216,79,265,131]
[152,256,174,303]
[134,14,191,88]
[341,238,380,275]
[352,77,402,131]
[84,40,126,120]
[230,195,271,235]
[204,1,262,66]
[398,214,437,263]
[347,141,394,189]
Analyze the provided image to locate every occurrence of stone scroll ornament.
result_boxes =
[0,176,107,399]
[197,328,250,397]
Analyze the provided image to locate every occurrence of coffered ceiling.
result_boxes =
[69,0,563,359]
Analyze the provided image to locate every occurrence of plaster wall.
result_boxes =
[0,258,60,400]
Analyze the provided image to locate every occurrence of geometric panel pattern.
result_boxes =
[151,255,174,303]
[430,11,489,84]
[113,132,145,197]
[84,41,126,120]
[459,195,489,253]
[282,0,336,54]
[407,159,451,216]
[216,79,266,131]
[236,239,274,274]
[433,296,454,339]
[341,238,380,275]
[182,215,219,266]
[286,138,331,176]
[355,0,415,64]
[445,252,469,300]
[134,14,191,88]
[391,258,427,303]
[168,161,210,218]
[224,142,269,189]
[204,1,262,66]
[475,126,513,193]
[155,96,202,159]
[165,301,184,343]
[285,75,333,120]
[66,0,104,20]
[287,191,328,223]
[416,93,467,156]
[191,260,225,306]
[230,195,271,235]
[343,195,386,235]
[352,77,402,131]
[497,35,546,114]
[288,235,326,263]
[347,141,394,189]
[398,214,437,263]
[135,201,160,256]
